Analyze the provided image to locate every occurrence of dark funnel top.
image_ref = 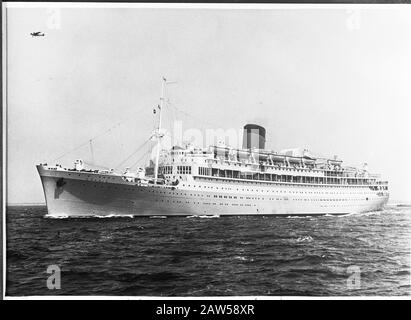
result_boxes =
[242,124,266,150]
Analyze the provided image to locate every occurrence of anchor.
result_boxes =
[56,178,66,188]
[54,178,66,199]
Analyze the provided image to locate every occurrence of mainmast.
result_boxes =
[153,77,166,184]
[153,77,176,184]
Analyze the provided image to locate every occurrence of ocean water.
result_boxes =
[6,205,411,296]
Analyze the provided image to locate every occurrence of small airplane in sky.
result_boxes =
[30,32,45,37]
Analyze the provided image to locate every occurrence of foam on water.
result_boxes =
[93,214,134,219]
[362,211,382,216]
[44,214,69,219]
[296,235,314,243]
[45,213,135,219]
[286,215,311,219]
[187,214,220,219]
[198,215,220,219]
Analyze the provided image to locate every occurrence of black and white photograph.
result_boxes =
[2,2,411,300]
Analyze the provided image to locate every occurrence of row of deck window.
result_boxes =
[161,166,173,174]
[159,165,384,187]
[200,168,380,186]
[177,166,192,174]
[199,167,211,176]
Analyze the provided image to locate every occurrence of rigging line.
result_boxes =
[52,101,158,163]
[138,142,151,169]
[129,149,152,170]
[114,138,152,170]
[82,161,110,170]
[166,100,222,129]
[52,141,91,163]
[130,142,152,170]
[52,121,123,162]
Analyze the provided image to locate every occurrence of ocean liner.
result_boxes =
[37,80,389,217]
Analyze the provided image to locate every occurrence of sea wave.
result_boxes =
[336,212,358,218]
[296,235,314,243]
[44,214,69,219]
[45,213,135,219]
[7,205,411,297]
[233,256,254,262]
[187,215,220,219]
[361,211,382,217]
[93,214,134,219]
[286,215,311,219]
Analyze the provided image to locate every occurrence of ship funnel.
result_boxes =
[242,124,266,150]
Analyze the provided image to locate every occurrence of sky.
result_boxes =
[4,4,411,204]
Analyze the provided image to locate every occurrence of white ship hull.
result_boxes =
[37,165,389,217]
